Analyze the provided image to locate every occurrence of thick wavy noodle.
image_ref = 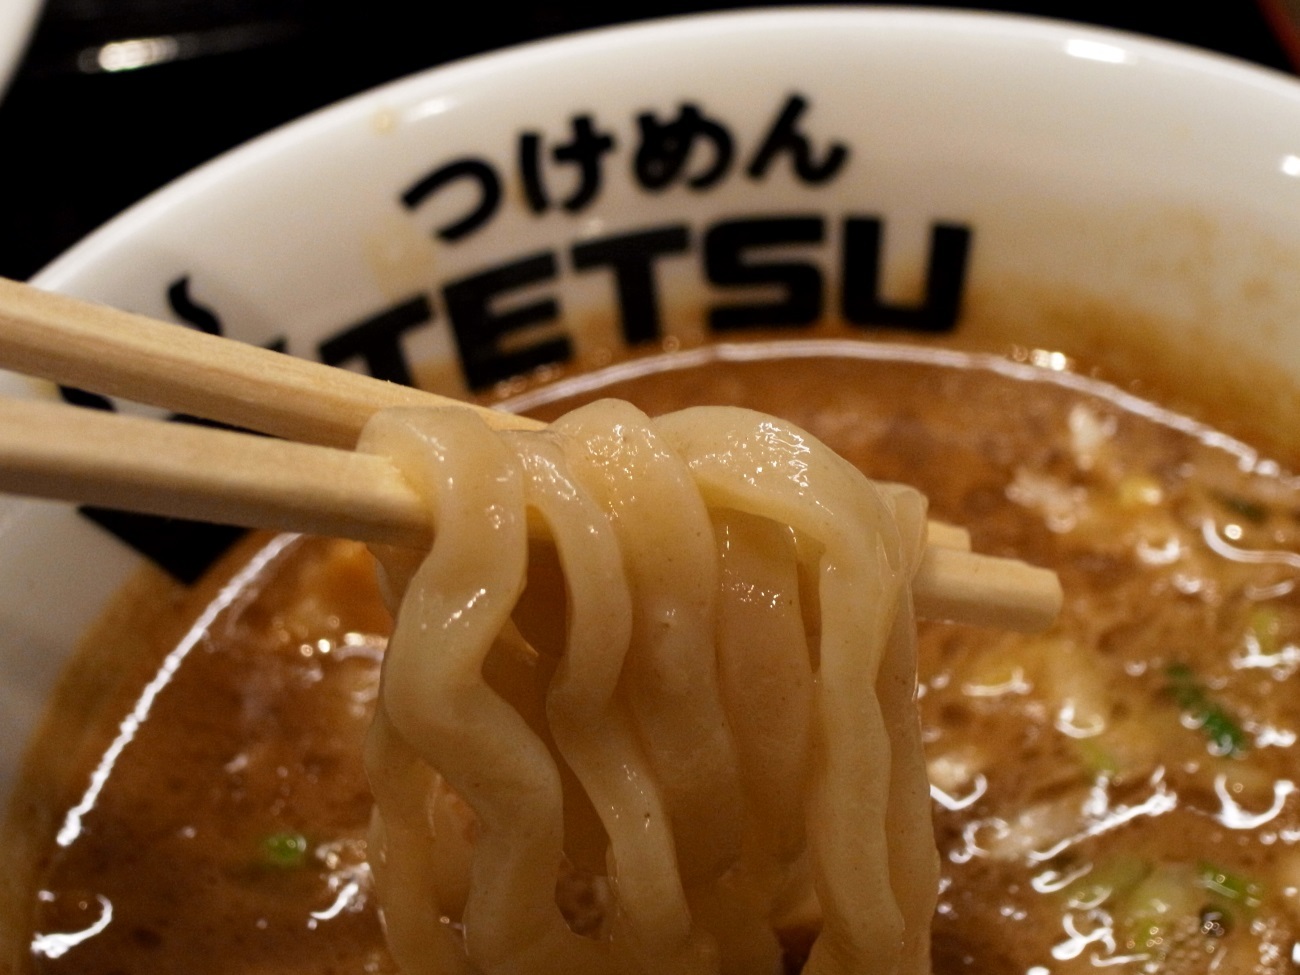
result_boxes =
[358,399,937,975]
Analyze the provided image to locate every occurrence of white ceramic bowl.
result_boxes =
[5,4,1300,814]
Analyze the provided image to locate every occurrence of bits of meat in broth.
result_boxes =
[13,343,1300,975]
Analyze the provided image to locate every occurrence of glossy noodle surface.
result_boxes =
[358,400,931,975]
[11,344,1300,975]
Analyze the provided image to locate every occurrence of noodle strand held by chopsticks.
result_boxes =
[510,427,702,967]
[654,408,936,975]
[360,401,938,975]
[554,402,746,890]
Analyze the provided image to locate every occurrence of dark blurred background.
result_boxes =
[2,0,1297,282]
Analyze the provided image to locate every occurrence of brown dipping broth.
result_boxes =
[10,340,1300,975]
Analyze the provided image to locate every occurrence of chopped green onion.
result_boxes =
[1165,664,1249,757]
[1248,607,1281,656]
[261,831,309,869]
[1198,862,1262,910]
[1063,859,1260,956]
[1063,855,1150,908]
[1075,738,1119,779]
[1118,863,1201,953]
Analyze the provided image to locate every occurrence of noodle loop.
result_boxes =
[360,401,938,975]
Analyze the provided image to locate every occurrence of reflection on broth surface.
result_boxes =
[11,341,1300,974]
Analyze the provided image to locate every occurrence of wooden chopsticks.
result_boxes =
[0,276,532,447]
[0,277,1063,632]
[0,396,429,546]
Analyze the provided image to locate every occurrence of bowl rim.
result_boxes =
[30,4,1300,295]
